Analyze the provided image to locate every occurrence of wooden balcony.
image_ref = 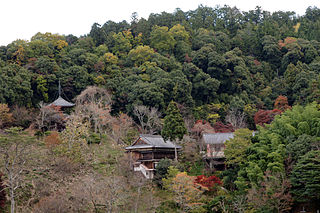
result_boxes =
[206,151,225,159]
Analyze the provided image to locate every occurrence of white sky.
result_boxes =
[0,0,319,46]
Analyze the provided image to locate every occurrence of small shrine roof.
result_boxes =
[49,96,75,107]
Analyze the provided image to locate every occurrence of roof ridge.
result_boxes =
[203,132,234,135]
[140,134,162,137]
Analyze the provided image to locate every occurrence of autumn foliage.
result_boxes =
[213,121,234,133]
[169,172,205,211]
[254,109,281,126]
[278,37,297,49]
[191,120,215,136]
[274,95,291,112]
[44,131,61,148]
[0,103,13,129]
[254,96,291,126]
[194,175,222,191]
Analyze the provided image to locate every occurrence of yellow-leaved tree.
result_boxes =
[0,103,13,129]
[55,114,90,162]
[164,168,206,212]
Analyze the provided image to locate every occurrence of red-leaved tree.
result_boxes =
[194,175,222,191]
[213,121,234,133]
[254,109,281,127]
[254,96,291,127]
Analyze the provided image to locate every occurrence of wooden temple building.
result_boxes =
[125,134,181,179]
[203,132,256,170]
[202,133,234,170]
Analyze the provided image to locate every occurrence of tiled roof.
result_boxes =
[125,134,181,150]
[203,133,234,144]
[49,96,75,107]
[203,132,256,144]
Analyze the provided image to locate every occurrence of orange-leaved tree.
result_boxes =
[274,95,291,112]
[0,103,13,129]
[44,131,61,149]
[168,172,206,212]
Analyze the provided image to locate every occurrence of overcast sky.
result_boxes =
[1,0,319,46]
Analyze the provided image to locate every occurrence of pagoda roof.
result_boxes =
[49,96,75,107]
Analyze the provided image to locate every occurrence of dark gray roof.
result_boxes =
[203,133,234,144]
[126,134,181,150]
[49,96,75,107]
[203,132,256,144]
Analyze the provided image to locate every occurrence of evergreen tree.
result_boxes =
[161,101,187,161]
[290,150,320,202]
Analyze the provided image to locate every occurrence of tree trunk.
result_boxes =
[10,188,15,213]
[134,186,141,213]
[174,146,178,162]
[174,139,178,162]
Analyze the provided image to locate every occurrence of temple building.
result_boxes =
[125,134,181,179]
[202,132,234,170]
[203,132,256,170]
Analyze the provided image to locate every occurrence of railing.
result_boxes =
[207,151,225,158]
[133,163,155,179]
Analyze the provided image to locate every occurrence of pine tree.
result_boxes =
[161,101,187,161]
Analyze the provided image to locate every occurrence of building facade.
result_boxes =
[125,134,181,179]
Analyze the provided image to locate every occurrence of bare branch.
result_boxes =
[225,109,247,130]
[133,105,162,134]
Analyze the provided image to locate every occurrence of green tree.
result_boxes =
[111,31,132,58]
[0,64,33,106]
[162,101,187,161]
[169,24,190,43]
[235,103,320,191]
[153,158,172,188]
[35,75,49,102]
[150,26,176,54]
[224,128,253,166]
[290,150,320,202]
[261,35,282,68]
[127,45,155,67]
[89,23,107,46]
[286,134,317,166]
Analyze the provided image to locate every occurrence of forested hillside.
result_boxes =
[0,5,320,213]
[0,5,319,114]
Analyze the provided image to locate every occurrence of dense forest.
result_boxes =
[0,4,320,213]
